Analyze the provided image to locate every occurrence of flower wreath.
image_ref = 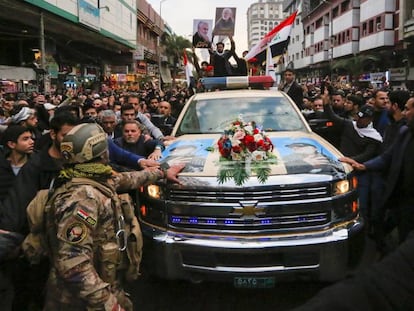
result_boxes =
[209,117,277,186]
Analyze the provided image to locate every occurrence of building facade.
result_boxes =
[247,0,286,49]
[0,0,137,93]
[282,0,414,89]
[136,0,171,84]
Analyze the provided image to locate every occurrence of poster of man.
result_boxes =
[270,137,344,175]
[213,7,236,36]
[161,139,213,173]
[192,19,213,48]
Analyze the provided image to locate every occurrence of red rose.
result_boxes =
[218,138,232,157]
[232,145,242,153]
[243,135,255,144]
[253,128,260,134]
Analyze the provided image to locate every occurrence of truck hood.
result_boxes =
[160,132,348,177]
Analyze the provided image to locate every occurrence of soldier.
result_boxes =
[43,123,183,311]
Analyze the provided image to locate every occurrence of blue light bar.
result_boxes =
[200,76,275,90]
[171,217,181,223]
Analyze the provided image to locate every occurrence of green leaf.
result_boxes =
[255,166,271,184]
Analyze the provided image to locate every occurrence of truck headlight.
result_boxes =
[147,184,163,199]
[333,180,350,195]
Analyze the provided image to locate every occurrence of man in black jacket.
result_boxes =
[209,37,235,77]
[279,68,304,110]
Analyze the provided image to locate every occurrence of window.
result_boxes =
[316,17,323,29]
[341,0,350,13]
[333,6,339,18]
[376,16,382,31]
[369,20,374,33]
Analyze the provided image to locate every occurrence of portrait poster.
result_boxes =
[213,7,236,36]
[192,19,213,48]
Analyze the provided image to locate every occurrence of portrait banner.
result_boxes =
[213,7,236,36]
[192,19,213,48]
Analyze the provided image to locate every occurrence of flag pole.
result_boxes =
[265,43,276,84]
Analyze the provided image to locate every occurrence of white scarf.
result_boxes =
[352,121,383,142]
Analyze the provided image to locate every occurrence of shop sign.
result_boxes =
[78,0,100,31]
[389,67,406,81]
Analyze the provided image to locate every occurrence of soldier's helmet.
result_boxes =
[60,123,108,164]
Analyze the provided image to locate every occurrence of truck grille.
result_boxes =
[167,183,332,232]
[170,183,330,203]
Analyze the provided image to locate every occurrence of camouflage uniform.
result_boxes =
[44,169,163,311]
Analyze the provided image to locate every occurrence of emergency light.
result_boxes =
[200,76,275,90]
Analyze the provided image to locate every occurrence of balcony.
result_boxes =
[404,17,414,41]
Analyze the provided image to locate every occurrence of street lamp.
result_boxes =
[158,0,167,89]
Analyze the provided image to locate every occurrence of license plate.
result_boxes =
[234,277,275,289]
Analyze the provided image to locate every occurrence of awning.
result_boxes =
[0,65,36,81]
[160,65,172,84]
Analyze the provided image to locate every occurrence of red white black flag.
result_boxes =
[244,11,298,64]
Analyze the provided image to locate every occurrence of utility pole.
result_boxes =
[158,0,167,90]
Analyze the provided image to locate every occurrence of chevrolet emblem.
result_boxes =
[231,201,265,217]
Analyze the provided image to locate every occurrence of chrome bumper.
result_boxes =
[141,217,364,282]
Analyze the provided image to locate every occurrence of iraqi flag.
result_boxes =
[244,11,297,64]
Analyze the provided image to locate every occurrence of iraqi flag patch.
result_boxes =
[76,209,97,228]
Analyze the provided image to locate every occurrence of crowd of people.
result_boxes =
[0,52,414,309]
[0,84,192,310]
[282,68,414,251]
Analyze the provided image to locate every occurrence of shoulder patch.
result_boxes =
[65,222,87,244]
[75,209,97,228]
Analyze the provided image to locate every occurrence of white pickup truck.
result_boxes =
[138,76,364,288]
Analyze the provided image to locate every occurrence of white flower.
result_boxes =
[231,151,243,161]
[251,150,267,161]
[233,129,246,141]
[231,137,241,147]
[244,125,253,134]
[253,133,263,142]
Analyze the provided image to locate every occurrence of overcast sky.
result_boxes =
[146,0,256,54]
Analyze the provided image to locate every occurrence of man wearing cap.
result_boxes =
[323,94,382,226]
[10,106,43,148]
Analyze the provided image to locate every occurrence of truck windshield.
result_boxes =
[177,96,306,135]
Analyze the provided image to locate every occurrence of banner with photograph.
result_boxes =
[192,19,213,48]
[213,7,236,36]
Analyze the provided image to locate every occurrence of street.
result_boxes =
[127,235,380,311]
